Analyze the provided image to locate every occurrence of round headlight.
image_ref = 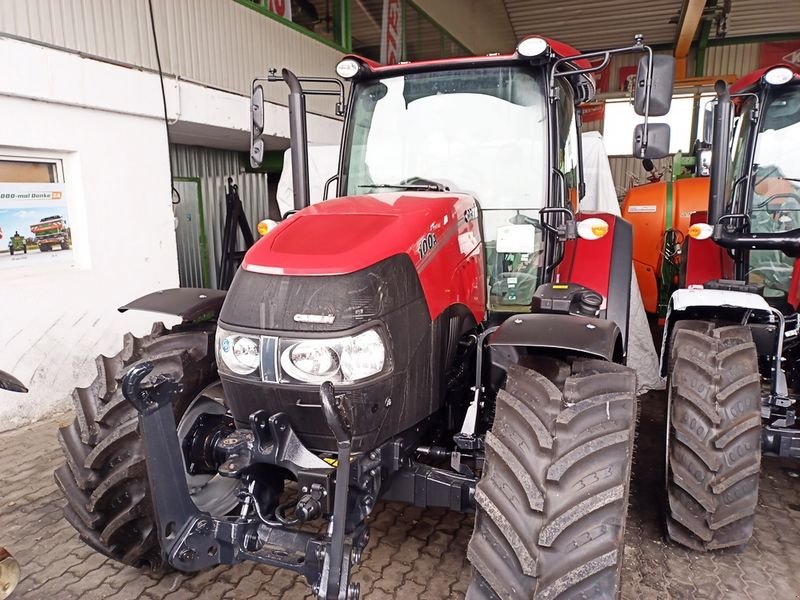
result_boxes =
[336,59,360,79]
[764,66,794,86]
[281,342,340,382]
[340,329,385,382]
[220,335,260,375]
[517,37,549,58]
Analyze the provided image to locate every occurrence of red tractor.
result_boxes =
[661,65,800,552]
[56,36,673,599]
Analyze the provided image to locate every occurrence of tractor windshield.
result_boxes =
[742,84,800,297]
[343,66,547,229]
[343,65,548,311]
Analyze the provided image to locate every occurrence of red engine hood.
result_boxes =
[242,192,475,276]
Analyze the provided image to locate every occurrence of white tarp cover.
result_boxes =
[581,131,663,392]
[276,145,340,217]
[276,133,663,393]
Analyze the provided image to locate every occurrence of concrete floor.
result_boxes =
[1,392,799,599]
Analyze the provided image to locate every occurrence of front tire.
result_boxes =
[467,358,637,599]
[55,323,218,569]
[665,321,761,550]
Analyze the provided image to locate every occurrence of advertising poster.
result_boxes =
[759,40,800,68]
[0,182,72,270]
[268,0,292,20]
[381,0,402,65]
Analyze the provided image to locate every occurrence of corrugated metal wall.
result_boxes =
[703,42,762,77]
[170,144,272,288]
[0,0,343,115]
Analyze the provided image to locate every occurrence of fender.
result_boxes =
[488,313,623,363]
[118,288,226,322]
[0,370,28,393]
[660,287,772,375]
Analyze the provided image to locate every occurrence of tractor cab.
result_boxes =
[252,37,674,322]
[716,66,800,301]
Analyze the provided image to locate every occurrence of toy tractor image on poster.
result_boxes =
[54,36,674,599]
[8,231,27,256]
[30,215,70,252]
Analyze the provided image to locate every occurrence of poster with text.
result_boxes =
[0,183,72,270]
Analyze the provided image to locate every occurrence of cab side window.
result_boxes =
[557,81,581,211]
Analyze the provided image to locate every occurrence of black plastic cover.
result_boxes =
[704,279,764,295]
[220,254,422,333]
[489,313,622,362]
[118,288,226,321]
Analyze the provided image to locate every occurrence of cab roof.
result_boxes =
[341,36,597,102]
[731,64,800,94]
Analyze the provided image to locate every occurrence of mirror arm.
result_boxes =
[269,70,347,116]
[549,34,649,99]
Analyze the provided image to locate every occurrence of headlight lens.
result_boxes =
[217,329,260,375]
[278,328,387,384]
[281,341,340,383]
[340,329,385,381]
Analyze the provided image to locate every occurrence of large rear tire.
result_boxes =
[665,320,761,550]
[54,323,219,570]
[467,358,637,599]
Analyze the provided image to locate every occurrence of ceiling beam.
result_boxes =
[674,0,708,79]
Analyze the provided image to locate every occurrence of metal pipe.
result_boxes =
[709,80,732,226]
[283,68,311,211]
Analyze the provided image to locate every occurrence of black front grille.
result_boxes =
[220,254,423,333]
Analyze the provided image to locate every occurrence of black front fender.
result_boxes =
[119,288,226,322]
[488,313,623,363]
[0,370,28,393]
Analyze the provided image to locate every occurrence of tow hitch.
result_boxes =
[122,363,367,599]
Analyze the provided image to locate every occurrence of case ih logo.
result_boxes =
[783,49,800,67]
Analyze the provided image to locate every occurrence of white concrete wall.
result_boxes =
[0,39,179,431]
[0,38,340,431]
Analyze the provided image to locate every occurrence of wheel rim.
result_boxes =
[176,382,241,515]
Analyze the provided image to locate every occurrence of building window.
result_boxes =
[0,157,62,183]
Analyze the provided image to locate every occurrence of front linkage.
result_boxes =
[122,363,474,599]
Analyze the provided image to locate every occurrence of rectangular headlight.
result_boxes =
[216,325,390,386]
[277,328,387,385]
[216,326,261,377]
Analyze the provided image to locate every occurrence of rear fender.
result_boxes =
[660,287,772,375]
[488,313,624,376]
[118,288,226,322]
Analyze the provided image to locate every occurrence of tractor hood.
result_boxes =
[242,192,477,276]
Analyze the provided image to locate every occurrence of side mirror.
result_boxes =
[702,101,714,144]
[642,158,655,173]
[250,84,266,168]
[633,55,675,117]
[633,123,671,159]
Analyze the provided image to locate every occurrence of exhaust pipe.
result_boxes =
[282,69,311,212]
[709,80,732,228]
